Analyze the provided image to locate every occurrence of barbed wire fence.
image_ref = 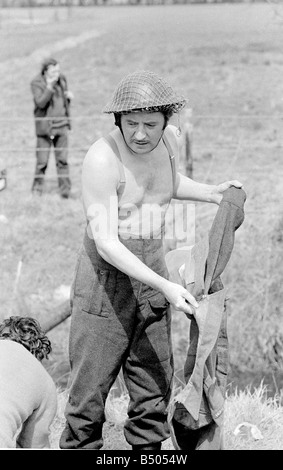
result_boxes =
[1,111,283,205]
[1,112,282,335]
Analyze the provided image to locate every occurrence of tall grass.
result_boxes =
[50,382,283,450]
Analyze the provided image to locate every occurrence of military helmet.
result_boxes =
[103,70,187,114]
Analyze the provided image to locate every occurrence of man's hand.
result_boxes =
[46,75,59,90]
[64,91,74,100]
[162,280,199,316]
[46,69,60,90]
[214,180,243,204]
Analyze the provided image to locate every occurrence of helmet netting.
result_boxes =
[103,70,187,114]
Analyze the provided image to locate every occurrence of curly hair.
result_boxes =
[0,316,52,362]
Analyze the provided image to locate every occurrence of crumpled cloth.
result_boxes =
[166,187,246,450]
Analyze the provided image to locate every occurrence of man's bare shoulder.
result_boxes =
[83,136,120,176]
[82,135,121,197]
[84,136,112,164]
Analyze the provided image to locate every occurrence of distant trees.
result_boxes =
[0,0,266,8]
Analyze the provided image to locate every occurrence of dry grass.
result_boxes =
[224,383,283,450]
[50,382,283,450]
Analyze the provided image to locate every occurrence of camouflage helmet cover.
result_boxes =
[103,70,187,114]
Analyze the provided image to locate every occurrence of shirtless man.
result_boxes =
[60,71,242,450]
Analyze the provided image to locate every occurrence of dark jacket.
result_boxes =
[30,73,71,137]
[166,187,246,450]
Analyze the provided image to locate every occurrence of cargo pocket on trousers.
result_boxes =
[145,293,171,363]
[73,254,117,318]
[87,269,117,318]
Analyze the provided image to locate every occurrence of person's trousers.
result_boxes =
[32,131,71,197]
[60,233,174,449]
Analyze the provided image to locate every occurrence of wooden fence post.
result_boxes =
[181,108,193,178]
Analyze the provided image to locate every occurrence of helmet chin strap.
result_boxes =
[176,113,182,137]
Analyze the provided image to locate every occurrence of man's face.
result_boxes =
[45,64,60,82]
[120,111,166,154]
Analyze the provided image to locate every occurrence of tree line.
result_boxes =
[0,0,264,8]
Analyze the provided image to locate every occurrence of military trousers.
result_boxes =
[60,232,174,449]
[32,129,71,197]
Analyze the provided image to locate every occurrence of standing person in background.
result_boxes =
[60,70,242,450]
[30,57,73,198]
[0,316,57,449]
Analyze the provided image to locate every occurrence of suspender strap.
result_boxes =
[162,133,177,195]
[104,134,126,194]
[104,132,176,196]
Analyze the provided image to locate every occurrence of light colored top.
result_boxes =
[0,340,57,449]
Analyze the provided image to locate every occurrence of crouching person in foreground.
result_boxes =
[0,316,57,449]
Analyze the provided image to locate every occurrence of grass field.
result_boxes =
[49,383,283,450]
[1,1,283,400]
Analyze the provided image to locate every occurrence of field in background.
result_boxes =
[0,2,283,395]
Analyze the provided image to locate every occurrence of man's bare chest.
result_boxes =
[119,155,173,206]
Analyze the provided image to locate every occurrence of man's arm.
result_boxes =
[82,140,199,315]
[174,172,243,204]
[30,76,56,109]
[166,124,242,204]
[31,81,54,109]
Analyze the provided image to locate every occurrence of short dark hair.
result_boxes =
[41,57,58,75]
[0,316,52,361]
